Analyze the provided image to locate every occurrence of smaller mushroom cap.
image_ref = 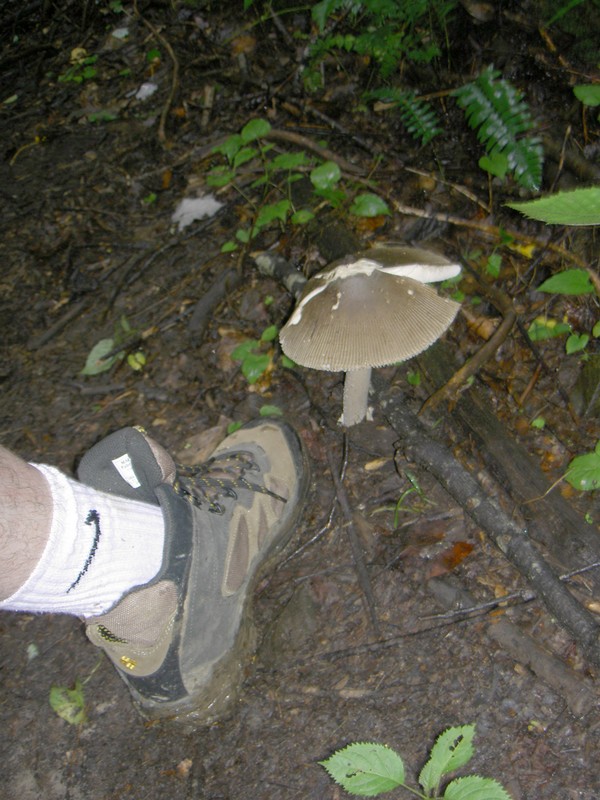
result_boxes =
[279,251,461,372]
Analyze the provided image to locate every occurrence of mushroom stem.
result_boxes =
[341,368,372,426]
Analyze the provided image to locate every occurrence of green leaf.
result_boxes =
[565,443,600,491]
[260,324,279,342]
[127,351,146,371]
[319,742,405,797]
[291,208,315,225]
[231,340,259,361]
[479,151,508,179]
[281,354,296,368]
[49,681,87,725]
[566,333,589,354]
[574,85,600,107]
[260,404,283,417]
[255,199,291,229]
[233,146,259,169]
[507,187,600,226]
[593,320,600,338]
[527,316,571,341]
[221,241,238,253]
[485,252,502,278]
[81,338,121,375]
[537,269,594,295]
[271,152,310,170]
[240,352,271,384]
[212,133,243,162]
[206,166,236,187]
[349,193,391,217]
[531,416,545,429]
[419,725,475,795]
[444,775,512,800]
[310,161,341,191]
[240,118,271,143]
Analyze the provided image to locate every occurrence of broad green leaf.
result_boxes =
[538,269,594,295]
[235,228,251,243]
[444,775,512,800]
[527,316,570,341]
[349,193,391,217]
[593,320,600,338]
[310,160,341,190]
[81,338,120,375]
[506,187,600,226]
[574,85,600,107]
[271,152,310,170]
[240,352,271,384]
[221,241,238,253]
[566,333,589,354]
[320,743,405,797]
[281,354,296,368]
[255,199,291,229]
[49,681,87,725]
[486,252,502,278]
[419,725,475,795]
[565,443,600,491]
[241,118,271,143]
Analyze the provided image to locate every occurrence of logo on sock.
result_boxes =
[66,510,102,593]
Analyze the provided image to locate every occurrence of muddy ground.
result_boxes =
[1,2,600,798]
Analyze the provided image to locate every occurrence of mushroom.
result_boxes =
[279,244,461,426]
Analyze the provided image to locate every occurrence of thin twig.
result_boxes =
[327,446,381,638]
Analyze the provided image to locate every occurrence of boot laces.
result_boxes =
[173,450,286,515]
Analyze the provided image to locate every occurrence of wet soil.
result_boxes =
[1,2,599,799]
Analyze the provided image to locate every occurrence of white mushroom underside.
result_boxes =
[280,273,460,372]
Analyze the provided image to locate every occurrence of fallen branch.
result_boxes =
[383,391,600,668]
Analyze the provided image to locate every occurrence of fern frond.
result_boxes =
[454,65,544,190]
[369,87,442,145]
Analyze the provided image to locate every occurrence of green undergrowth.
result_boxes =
[320,724,513,798]
[207,117,390,252]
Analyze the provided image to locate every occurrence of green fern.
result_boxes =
[453,65,544,190]
[369,87,442,145]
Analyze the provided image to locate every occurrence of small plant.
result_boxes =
[453,65,544,190]
[81,315,146,376]
[566,441,600,492]
[320,724,512,798]
[230,324,295,385]
[207,118,390,252]
[58,49,99,84]
[49,659,102,726]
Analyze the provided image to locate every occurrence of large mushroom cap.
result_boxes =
[279,254,460,372]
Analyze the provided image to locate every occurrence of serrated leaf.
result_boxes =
[240,118,271,143]
[349,193,391,217]
[81,338,120,375]
[574,85,600,107]
[320,743,405,797]
[310,160,341,190]
[507,187,600,226]
[419,725,475,795]
[49,681,87,725]
[537,269,594,295]
[444,775,513,800]
[565,445,600,492]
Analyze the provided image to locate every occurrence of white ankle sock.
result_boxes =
[0,463,165,617]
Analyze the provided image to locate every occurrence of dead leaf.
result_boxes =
[426,541,474,578]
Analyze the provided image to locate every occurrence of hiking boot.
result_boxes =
[77,419,309,726]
